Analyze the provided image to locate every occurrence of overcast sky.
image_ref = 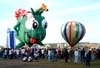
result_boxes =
[0,0,100,47]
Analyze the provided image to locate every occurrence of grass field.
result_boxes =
[0,58,100,68]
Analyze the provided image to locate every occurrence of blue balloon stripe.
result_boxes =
[64,23,70,44]
[61,24,66,41]
[78,23,85,41]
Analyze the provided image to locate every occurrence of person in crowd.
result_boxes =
[15,48,20,59]
[44,49,48,60]
[64,48,69,63]
[96,48,100,60]
[74,49,79,63]
[12,48,16,59]
[8,48,13,59]
[81,48,85,63]
[22,55,28,62]
[0,48,3,58]
[26,48,33,62]
[28,56,33,62]
[93,48,97,61]
[38,48,41,58]
[3,48,8,59]
[51,49,54,61]
[57,47,62,59]
[21,48,26,59]
[41,48,45,59]
[91,48,96,61]
[78,48,82,63]
[47,49,52,61]
[26,48,31,57]
[69,48,74,62]
[34,48,39,62]
[85,49,91,68]
[53,49,58,62]
[31,48,34,58]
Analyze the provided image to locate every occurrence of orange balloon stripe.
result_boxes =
[69,21,73,46]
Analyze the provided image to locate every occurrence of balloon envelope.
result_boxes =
[61,21,86,47]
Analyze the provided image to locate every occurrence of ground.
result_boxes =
[0,58,100,68]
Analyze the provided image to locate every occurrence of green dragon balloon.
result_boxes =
[14,4,48,48]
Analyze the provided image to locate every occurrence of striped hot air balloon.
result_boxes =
[61,21,86,47]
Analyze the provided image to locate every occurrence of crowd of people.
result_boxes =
[0,47,100,68]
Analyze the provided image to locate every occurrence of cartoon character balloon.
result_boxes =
[61,21,86,48]
[14,4,48,48]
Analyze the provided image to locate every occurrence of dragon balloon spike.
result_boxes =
[14,4,48,48]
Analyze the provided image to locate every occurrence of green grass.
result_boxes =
[0,58,100,68]
[24,59,100,68]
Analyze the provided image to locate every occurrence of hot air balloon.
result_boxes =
[61,21,86,48]
[14,4,48,48]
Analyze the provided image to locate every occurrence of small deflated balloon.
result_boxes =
[61,21,86,47]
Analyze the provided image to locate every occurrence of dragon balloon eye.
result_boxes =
[42,19,48,29]
[32,20,38,29]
